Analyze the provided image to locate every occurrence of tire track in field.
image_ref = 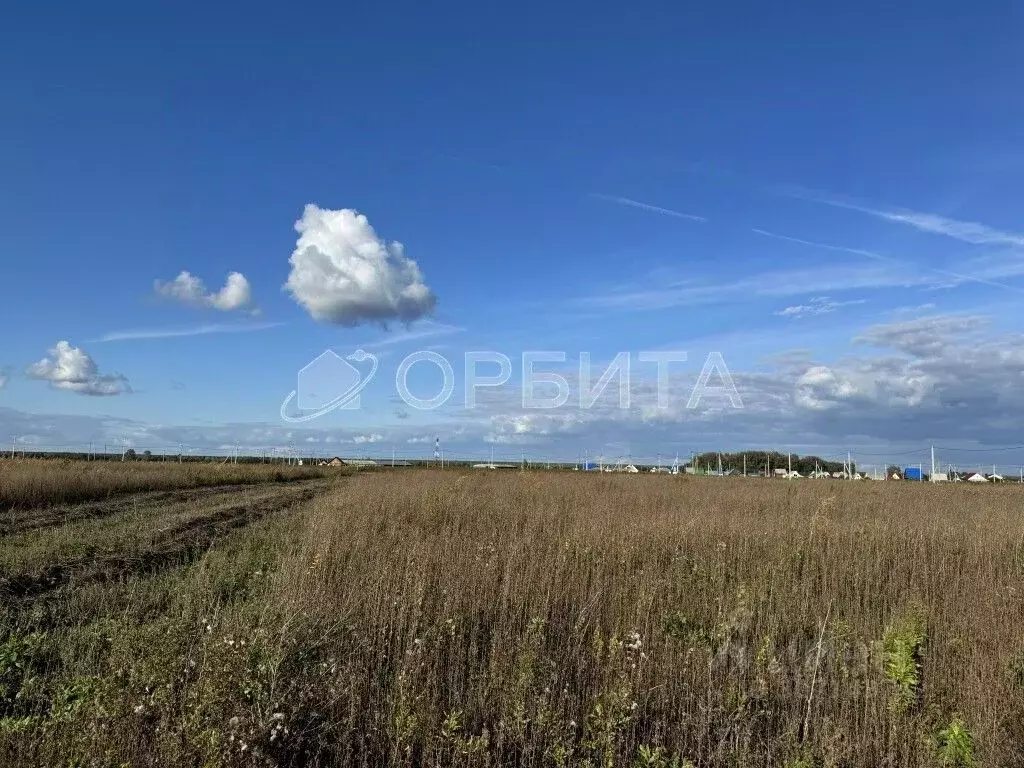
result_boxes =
[0,480,330,602]
[1,479,321,537]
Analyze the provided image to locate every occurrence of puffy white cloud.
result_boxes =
[155,271,255,312]
[26,341,130,396]
[284,205,436,326]
[794,362,931,411]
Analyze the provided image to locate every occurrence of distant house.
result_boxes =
[967,473,988,483]
[773,468,789,478]
[325,457,346,467]
[787,470,803,479]
[989,473,1005,482]
[623,464,639,473]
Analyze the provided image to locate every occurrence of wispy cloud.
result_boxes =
[93,322,284,343]
[778,185,1024,248]
[576,265,917,312]
[753,227,1024,296]
[892,303,937,315]
[361,322,465,350]
[752,229,896,264]
[590,194,707,222]
[839,203,1024,248]
[775,296,867,319]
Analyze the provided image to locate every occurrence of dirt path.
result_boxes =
[0,479,330,601]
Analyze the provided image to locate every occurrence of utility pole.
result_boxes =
[847,451,852,480]
[788,452,792,478]
[743,454,746,477]
[930,445,936,481]
[9,435,16,459]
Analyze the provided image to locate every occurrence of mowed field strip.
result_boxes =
[0,464,334,602]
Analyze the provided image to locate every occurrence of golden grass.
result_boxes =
[2,471,1023,767]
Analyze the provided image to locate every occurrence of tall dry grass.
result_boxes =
[0,458,328,510]
[3,471,1023,767]
[273,472,1024,766]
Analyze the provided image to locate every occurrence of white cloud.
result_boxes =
[284,205,436,326]
[155,271,255,312]
[26,341,130,396]
[775,296,867,319]
[0,370,8,389]
[794,363,931,411]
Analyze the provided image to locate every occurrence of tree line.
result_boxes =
[687,451,852,475]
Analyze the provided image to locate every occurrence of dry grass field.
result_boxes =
[1,464,1022,767]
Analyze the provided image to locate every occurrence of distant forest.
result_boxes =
[687,451,851,475]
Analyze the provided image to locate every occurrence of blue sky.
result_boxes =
[3,1,1024,471]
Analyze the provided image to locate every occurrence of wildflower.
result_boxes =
[626,631,643,652]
